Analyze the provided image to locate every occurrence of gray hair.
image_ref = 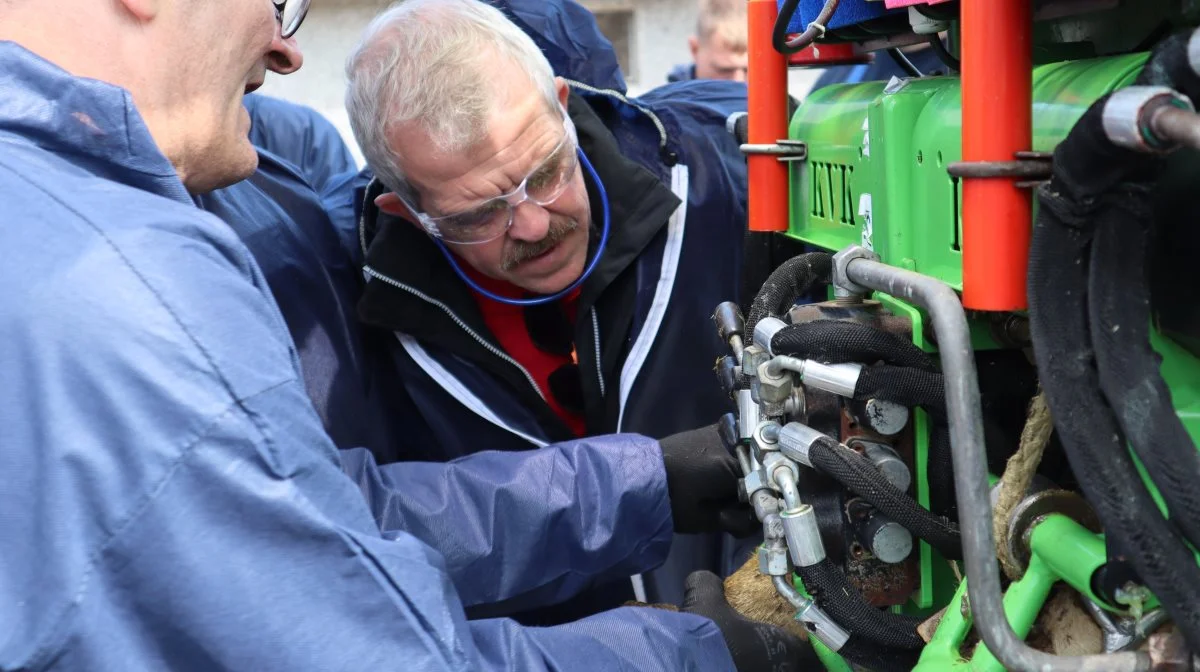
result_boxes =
[345,0,560,202]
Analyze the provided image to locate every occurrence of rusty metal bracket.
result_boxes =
[741,139,808,162]
[947,151,1054,188]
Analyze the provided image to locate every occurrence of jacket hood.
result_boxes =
[493,0,627,93]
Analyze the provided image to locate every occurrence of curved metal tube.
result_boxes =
[773,575,851,651]
[773,574,813,611]
[765,354,806,379]
[843,256,1151,672]
[773,465,803,511]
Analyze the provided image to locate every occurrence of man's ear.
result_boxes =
[554,76,570,108]
[688,35,701,60]
[375,192,418,224]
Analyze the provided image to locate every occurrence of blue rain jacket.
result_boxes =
[242,92,358,194]
[332,0,754,609]
[0,41,735,671]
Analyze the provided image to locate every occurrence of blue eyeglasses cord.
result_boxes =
[434,147,611,307]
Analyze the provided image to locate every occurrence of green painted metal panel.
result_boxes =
[787,52,1149,289]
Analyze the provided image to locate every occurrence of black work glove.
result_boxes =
[659,424,758,537]
[682,571,820,672]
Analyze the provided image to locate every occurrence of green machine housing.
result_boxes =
[782,48,1200,669]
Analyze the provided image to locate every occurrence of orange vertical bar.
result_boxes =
[961,0,1033,310]
[747,0,789,232]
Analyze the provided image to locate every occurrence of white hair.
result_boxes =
[345,0,560,202]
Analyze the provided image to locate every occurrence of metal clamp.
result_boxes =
[946,151,1054,189]
[736,389,761,440]
[1102,86,1195,154]
[758,538,791,576]
[782,504,826,567]
[778,422,826,467]
[743,468,771,499]
[832,245,880,298]
[753,316,789,355]
[740,139,808,162]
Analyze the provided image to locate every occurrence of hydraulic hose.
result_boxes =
[1026,32,1200,656]
[796,558,926,650]
[1088,186,1200,551]
[807,437,961,559]
[772,321,958,519]
[773,0,840,55]
[774,576,917,672]
[770,320,939,372]
[1088,29,1200,566]
[854,365,946,420]
[743,252,832,341]
[841,255,1152,671]
[854,365,957,520]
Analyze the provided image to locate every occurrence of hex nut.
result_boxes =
[758,544,791,576]
[744,469,771,497]
[832,245,879,297]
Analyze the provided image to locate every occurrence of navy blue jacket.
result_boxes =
[243,93,358,194]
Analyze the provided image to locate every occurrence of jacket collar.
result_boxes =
[357,90,682,340]
[0,42,191,205]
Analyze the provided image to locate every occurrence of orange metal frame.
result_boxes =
[745,1,1036,309]
[747,0,790,232]
[961,0,1033,310]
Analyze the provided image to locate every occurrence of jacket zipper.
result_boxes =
[362,265,546,401]
[591,307,606,398]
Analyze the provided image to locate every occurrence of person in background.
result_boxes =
[0,0,812,669]
[243,92,359,193]
[667,0,749,82]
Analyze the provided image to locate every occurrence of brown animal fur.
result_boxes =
[622,556,809,640]
[724,555,811,640]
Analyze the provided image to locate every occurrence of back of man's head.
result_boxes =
[0,0,303,193]
[690,0,748,82]
[345,0,560,201]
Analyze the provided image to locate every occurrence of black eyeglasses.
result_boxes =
[273,0,310,38]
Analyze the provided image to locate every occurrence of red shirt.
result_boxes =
[461,264,587,437]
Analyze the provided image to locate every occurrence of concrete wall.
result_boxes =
[258,0,826,166]
[259,0,394,167]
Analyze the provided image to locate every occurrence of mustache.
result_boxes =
[500,218,580,272]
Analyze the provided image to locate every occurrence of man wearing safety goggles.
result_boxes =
[346,0,780,644]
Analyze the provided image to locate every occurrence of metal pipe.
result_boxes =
[842,256,1150,672]
[773,575,851,651]
[1149,104,1200,151]
[765,355,862,398]
[736,445,753,477]
[773,464,802,511]
[961,0,1032,311]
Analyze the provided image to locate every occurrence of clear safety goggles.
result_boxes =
[406,114,580,245]
[274,0,309,38]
